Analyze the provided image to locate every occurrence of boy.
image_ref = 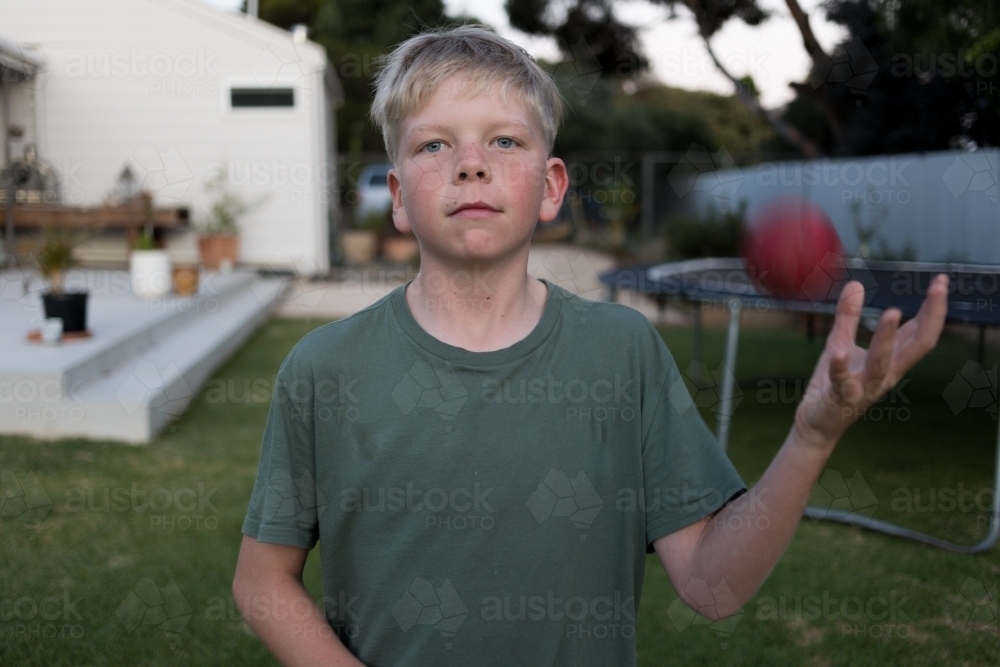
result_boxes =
[233,25,949,667]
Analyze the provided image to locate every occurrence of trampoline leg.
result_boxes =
[978,325,985,366]
[690,304,703,384]
[716,299,742,451]
[802,392,1000,554]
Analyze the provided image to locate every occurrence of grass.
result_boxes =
[1,317,998,665]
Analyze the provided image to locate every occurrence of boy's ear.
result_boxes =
[387,167,412,234]
[538,157,569,223]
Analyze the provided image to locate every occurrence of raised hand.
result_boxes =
[794,274,950,448]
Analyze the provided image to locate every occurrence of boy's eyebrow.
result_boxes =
[406,120,536,138]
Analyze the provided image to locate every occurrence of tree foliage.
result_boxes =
[248,0,772,156]
[250,0,451,153]
[505,0,768,78]
[770,0,1000,155]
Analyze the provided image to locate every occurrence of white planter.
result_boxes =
[130,250,173,298]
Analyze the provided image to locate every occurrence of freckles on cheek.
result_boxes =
[409,159,449,195]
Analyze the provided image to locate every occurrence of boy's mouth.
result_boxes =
[450,201,500,218]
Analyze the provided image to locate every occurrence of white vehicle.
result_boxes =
[355,164,393,223]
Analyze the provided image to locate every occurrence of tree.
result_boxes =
[505,0,823,156]
[249,0,453,153]
[771,0,1000,155]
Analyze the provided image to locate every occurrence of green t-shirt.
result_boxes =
[242,278,746,666]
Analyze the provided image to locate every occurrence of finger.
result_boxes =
[891,273,950,372]
[864,307,901,393]
[828,349,852,400]
[828,280,865,346]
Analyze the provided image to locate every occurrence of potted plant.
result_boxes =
[22,224,89,333]
[341,208,386,266]
[198,178,259,271]
[380,222,420,265]
[130,233,173,299]
[129,192,173,298]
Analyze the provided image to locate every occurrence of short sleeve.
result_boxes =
[241,345,323,549]
[640,327,747,550]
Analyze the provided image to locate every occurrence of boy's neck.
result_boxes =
[404,248,548,353]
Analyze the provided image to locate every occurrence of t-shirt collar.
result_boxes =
[390,277,561,367]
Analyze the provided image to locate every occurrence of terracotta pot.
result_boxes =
[173,265,200,296]
[199,234,239,271]
[341,230,377,265]
[381,235,420,264]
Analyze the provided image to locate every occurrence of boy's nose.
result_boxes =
[454,145,491,183]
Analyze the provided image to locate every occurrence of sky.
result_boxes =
[199,0,847,109]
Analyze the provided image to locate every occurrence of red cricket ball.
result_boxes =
[741,198,846,301]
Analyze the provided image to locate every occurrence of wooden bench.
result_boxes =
[9,199,190,248]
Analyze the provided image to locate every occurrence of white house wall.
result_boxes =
[1,79,42,161]
[1,0,332,275]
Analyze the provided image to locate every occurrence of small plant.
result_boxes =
[134,229,156,250]
[19,223,86,295]
[201,191,250,235]
[662,201,747,260]
[356,207,391,233]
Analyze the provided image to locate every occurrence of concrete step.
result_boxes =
[3,270,259,393]
[1,273,287,444]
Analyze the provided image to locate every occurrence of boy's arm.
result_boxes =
[233,536,365,667]
[653,275,950,619]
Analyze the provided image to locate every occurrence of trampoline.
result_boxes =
[600,257,1000,553]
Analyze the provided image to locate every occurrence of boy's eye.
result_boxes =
[496,137,516,149]
[423,141,443,153]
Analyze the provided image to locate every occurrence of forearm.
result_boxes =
[234,572,365,667]
[687,423,837,613]
[667,274,949,620]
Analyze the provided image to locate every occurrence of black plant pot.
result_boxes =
[42,292,89,333]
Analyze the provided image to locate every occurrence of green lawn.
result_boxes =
[1,317,998,665]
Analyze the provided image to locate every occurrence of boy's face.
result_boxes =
[387,72,567,267]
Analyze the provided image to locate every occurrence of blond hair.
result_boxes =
[370,25,564,163]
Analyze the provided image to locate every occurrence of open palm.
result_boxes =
[795,274,950,447]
